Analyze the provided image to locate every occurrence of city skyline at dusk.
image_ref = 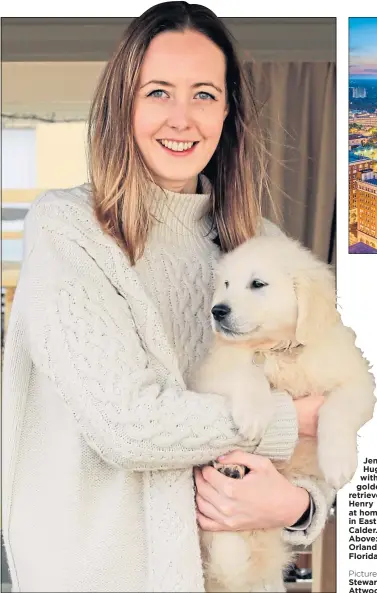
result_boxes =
[349,18,377,254]
[349,17,377,79]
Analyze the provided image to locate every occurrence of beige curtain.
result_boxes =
[248,62,336,264]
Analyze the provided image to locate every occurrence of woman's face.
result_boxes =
[133,29,228,193]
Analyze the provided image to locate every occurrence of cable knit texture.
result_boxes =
[2,178,334,592]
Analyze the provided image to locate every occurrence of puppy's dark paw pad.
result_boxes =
[224,467,241,479]
[212,462,246,479]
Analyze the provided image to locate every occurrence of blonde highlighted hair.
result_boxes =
[88,1,268,265]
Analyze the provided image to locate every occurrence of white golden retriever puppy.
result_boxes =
[189,233,376,593]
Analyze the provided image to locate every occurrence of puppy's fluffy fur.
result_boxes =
[189,234,376,593]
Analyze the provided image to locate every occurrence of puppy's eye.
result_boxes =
[250,279,267,289]
[225,281,229,288]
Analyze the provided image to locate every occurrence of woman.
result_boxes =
[2,3,334,592]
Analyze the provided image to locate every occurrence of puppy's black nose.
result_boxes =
[211,303,231,321]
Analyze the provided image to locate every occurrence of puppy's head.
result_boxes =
[212,234,339,348]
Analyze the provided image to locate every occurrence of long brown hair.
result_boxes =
[88,2,268,265]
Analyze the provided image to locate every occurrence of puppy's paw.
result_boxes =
[231,396,274,442]
[208,460,248,479]
[318,436,358,490]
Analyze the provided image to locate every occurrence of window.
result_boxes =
[2,203,30,262]
[2,127,37,263]
[2,128,37,189]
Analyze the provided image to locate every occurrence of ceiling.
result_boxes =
[2,17,336,62]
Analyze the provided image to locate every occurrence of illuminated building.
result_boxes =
[349,153,374,224]
[356,168,377,249]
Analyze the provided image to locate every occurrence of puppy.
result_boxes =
[189,234,376,592]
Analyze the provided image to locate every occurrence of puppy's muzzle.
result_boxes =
[211,303,231,321]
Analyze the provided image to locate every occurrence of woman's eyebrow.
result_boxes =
[140,80,223,93]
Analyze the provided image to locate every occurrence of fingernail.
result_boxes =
[217,455,226,460]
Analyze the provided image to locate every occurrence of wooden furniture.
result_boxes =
[2,262,20,332]
[312,506,336,592]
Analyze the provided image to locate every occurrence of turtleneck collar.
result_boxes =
[147,174,218,247]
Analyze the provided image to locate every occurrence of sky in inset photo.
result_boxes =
[350,17,377,79]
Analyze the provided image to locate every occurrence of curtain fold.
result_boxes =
[248,61,336,263]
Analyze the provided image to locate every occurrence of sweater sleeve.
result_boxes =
[24,208,298,471]
[282,475,336,546]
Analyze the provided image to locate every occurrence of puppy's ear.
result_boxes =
[295,265,340,345]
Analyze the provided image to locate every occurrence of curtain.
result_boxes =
[248,62,336,264]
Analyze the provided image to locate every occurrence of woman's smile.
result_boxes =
[156,138,199,156]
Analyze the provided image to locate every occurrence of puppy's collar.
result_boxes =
[253,341,304,365]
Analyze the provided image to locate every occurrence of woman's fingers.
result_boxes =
[194,466,233,502]
[194,467,238,523]
[199,465,236,498]
[196,511,224,532]
[196,493,225,523]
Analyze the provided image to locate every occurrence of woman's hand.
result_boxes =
[194,450,310,532]
[294,393,325,437]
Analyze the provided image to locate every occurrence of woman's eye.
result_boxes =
[147,90,215,101]
[196,91,216,101]
[148,89,168,98]
[225,281,229,288]
[250,279,267,289]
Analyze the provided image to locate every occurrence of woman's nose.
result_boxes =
[166,101,192,130]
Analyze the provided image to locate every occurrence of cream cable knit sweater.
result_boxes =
[2,179,335,592]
